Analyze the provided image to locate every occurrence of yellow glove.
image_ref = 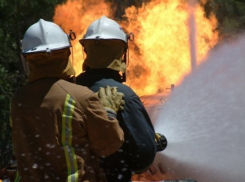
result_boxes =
[97,86,125,117]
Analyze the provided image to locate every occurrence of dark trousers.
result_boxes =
[100,153,132,182]
[103,167,132,182]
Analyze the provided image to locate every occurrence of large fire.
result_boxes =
[53,0,218,96]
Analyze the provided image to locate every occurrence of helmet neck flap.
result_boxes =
[79,16,130,82]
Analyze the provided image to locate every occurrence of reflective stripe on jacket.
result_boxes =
[11,78,124,182]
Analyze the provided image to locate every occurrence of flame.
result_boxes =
[53,0,218,96]
[53,0,113,73]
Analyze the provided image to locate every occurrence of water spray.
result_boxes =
[148,34,245,182]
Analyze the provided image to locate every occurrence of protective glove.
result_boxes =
[155,133,167,152]
[97,86,125,118]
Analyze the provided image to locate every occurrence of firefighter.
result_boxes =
[10,19,125,182]
[76,16,167,182]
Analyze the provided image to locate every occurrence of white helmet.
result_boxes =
[22,19,71,54]
[80,16,128,45]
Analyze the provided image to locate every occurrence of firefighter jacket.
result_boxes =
[10,56,124,182]
[76,68,157,182]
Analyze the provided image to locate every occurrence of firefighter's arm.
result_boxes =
[85,89,124,157]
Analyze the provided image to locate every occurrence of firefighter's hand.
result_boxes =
[155,133,168,152]
[97,86,125,115]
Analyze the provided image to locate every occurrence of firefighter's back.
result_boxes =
[11,78,101,182]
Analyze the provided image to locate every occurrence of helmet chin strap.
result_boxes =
[121,32,133,82]
[121,72,126,82]
[121,49,128,82]
[68,30,76,69]
[20,53,29,75]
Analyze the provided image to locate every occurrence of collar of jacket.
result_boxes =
[86,68,123,83]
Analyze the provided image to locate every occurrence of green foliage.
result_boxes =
[202,0,245,38]
[0,70,11,168]
[0,0,68,72]
[0,0,66,168]
[0,64,27,168]
[0,66,17,168]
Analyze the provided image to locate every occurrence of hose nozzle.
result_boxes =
[155,133,167,151]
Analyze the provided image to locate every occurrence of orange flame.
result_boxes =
[53,0,218,96]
